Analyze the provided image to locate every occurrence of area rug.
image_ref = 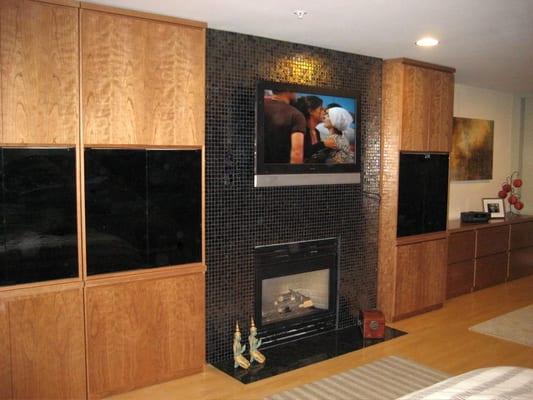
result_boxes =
[469,304,533,347]
[265,355,451,400]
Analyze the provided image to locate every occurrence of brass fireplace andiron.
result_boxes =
[233,322,250,369]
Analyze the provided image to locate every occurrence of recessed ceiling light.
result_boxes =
[293,9,307,19]
[415,37,439,47]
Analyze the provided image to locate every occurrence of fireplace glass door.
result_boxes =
[262,268,330,325]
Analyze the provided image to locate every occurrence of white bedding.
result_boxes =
[398,366,533,399]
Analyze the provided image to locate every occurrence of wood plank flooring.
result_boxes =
[108,275,533,400]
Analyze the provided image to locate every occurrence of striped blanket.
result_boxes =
[398,366,533,400]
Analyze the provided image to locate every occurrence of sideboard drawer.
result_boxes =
[476,225,510,258]
[448,230,476,264]
[446,260,474,299]
[474,252,508,290]
[510,222,533,250]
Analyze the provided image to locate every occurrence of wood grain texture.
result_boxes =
[89,276,533,400]
[510,221,533,250]
[7,287,86,399]
[401,64,430,151]
[474,253,508,290]
[446,260,474,299]
[86,272,205,398]
[378,61,404,321]
[386,58,456,73]
[395,239,447,318]
[82,9,205,147]
[448,230,476,264]
[428,70,454,152]
[0,0,79,145]
[79,2,206,28]
[509,247,533,280]
[0,301,12,400]
[476,225,510,258]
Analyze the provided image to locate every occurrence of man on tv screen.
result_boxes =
[263,90,306,164]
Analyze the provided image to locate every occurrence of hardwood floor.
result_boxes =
[108,275,533,400]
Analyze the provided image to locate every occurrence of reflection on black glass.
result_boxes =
[0,148,78,286]
[85,149,201,275]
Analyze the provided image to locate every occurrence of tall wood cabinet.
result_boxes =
[378,58,455,321]
[0,1,206,398]
[0,0,79,145]
[401,61,454,152]
[81,8,205,146]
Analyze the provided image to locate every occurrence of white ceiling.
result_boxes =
[90,0,533,94]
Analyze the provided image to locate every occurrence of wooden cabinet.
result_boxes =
[476,225,510,257]
[394,238,447,320]
[399,60,454,152]
[509,221,533,280]
[379,58,454,322]
[474,225,509,290]
[446,217,533,297]
[0,285,86,400]
[85,268,205,398]
[475,253,508,290]
[446,230,475,298]
[0,0,79,145]
[81,9,205,147]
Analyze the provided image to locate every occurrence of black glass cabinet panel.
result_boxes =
[0,148,78,286]
[85,149,201,275]
[397,153,449,237]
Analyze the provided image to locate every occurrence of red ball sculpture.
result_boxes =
[498,171,524,213]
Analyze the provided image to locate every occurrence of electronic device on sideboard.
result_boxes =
[460,211,490,223]
[254,80,361,187]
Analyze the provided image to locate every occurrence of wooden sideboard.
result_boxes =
[446,215,533,299]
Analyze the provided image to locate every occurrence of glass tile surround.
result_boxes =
[84,148,201,275]
[205,29,382,363]
[0,148,78,286]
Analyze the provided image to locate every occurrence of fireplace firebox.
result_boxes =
[254,238,338,345]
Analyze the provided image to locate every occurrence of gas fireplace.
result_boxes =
[254,238,338,345]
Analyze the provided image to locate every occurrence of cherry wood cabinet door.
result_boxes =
[0,0,79,145]
[401,65,431,151]
[395,238,447,319]
[428,70,454,152]
[86,272,205,398]
[82,9,205,147]
[1,287,86,399]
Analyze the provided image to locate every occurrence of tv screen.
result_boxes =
[255,80,361,187]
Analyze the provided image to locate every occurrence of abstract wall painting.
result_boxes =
[451,117,494,181]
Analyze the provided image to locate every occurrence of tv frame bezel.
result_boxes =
[254,80,361,187]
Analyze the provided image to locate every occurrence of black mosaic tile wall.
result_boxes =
[206,29,382,363]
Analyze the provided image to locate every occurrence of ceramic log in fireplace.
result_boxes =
[254,238,338,346]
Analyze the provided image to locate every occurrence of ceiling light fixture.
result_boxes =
[293,9,307,19]
[415,37,439,47]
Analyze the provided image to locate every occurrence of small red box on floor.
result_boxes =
[360,309,385,339]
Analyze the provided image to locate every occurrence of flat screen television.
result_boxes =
[255,80,361,187]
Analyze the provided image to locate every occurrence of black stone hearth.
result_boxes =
[213,326,406,383]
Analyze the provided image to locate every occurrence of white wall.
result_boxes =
[448,84,515,220]
[519,97,533,214]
